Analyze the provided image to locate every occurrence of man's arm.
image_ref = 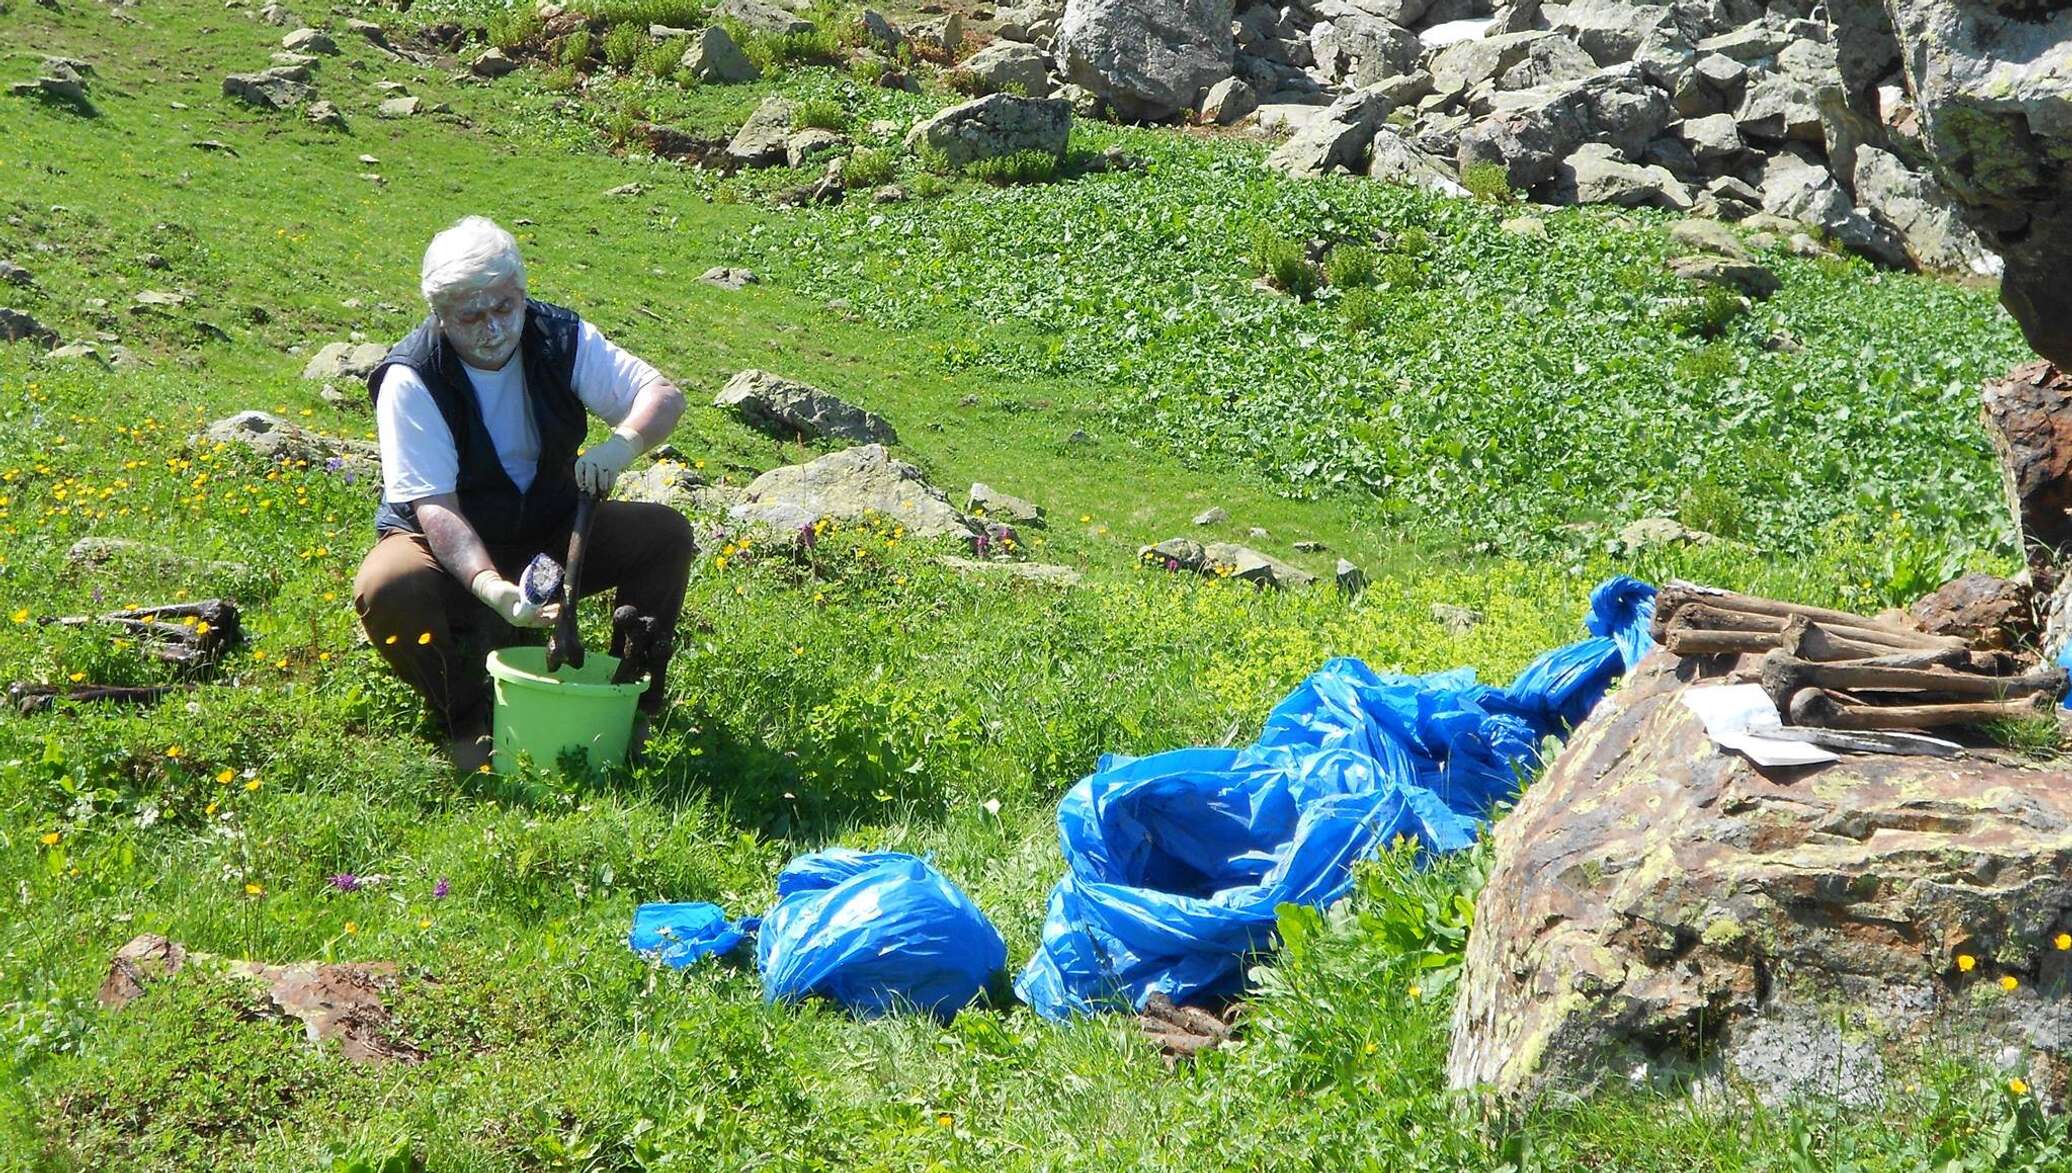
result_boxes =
[614,378,686,452]
[570,323,687,497]
[414,493,496,586]
[416,493,555,626]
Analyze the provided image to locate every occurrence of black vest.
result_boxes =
[368,299,587,547]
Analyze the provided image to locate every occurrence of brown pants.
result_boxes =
[352,501,695,735]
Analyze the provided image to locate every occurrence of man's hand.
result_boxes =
[574,428,640,497]
[470,570,558,628]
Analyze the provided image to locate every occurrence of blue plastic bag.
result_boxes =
[1015,576,1656,1020]
[758,849,1006,1022]
[629,902,756,968]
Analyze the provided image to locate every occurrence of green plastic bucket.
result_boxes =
[486,646,646,774]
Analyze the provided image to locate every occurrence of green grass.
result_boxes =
[0,0,2056,1167]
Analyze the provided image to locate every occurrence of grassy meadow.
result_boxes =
[0,0,2061,1167]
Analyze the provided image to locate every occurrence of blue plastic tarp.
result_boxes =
[631,851,1007,1022]
[1015,576,1656,1020]
[629,902,756,968]
[758,849,1006,1022]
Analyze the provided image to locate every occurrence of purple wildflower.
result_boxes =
[796,522,817,550]
[325,456,344,473]
[1165,557,1179,571]
[433,877,450,900]
[327,872,362,893]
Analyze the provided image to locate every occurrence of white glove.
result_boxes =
[574,428,641,497]
[470,570,557,628]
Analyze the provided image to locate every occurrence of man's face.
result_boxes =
[436,278,525,370]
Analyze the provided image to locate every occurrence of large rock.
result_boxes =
[195,411,379,471]
[683,25,759,84]
[1673,53,1748,118]
[1736,75,1825,142]
[1055,0,1234,121]
[955,41,1054,98]
[1310,12,1420,88]
[221,67,311,110]
[1458,69,1669,191]
[1907,572,2034,651]
[1553,143,1692,209]
[715,369,897,444]
[0,307,57,348]
[1266,86,1390,177]
[716,0,812,35]
[1549,0,1693,73]
[728,444,982,541]
[1759,154,1910,268]
[1840,0,2072,367]
[905,93,1071,167]
[967,482,1045,524]
[300,340,386,381]
[1853,145,2001,277]
[1449,652,2072,1103]
[1367,127,1470,195]
[1430,31,1583,94]
[1979,359,2072,580]
[726,96,795,166]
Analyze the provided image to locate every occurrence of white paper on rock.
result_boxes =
[1679,684,1840,767]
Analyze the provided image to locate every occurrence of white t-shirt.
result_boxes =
[377,319,666,502]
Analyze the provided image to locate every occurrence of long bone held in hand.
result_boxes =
[546,492,598,673]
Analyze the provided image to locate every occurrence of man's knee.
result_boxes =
[618,502,696,565]
[354,546,448,627]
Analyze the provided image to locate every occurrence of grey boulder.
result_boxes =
[714,369,898,445]
[1056,0,1234,121]
[684,26,759,84]
[956,40,1054,98]
[904,93,1071,167]
[728,444,981,541]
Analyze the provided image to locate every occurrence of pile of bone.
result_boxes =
[1653,581,2066,733]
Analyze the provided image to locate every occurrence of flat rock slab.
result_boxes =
[100,933,423,1064]
[715,369,897,445]
[301,340,386,381]
[728,443,979,541]
[1448,652,2072,1105]
[197,410,380,472]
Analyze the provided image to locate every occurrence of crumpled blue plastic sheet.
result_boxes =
[631,850,1007,1022]
[629,902,757,969]
[759,849,1007,1022]
[1015,576,1657,1021]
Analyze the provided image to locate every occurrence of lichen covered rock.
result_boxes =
[1449,652,2072,1103]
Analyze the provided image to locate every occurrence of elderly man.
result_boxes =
[353,216,693,769]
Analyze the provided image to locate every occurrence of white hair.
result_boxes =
[419,216,526,308]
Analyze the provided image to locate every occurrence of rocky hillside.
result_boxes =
[969,0,2006,279]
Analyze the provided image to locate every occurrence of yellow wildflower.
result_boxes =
[8,608,26,624]
[2011,1077,2031,1095]
[418,917,431,930]
[1957,953,1977,973]
[2056,933,2069,951]
[165,745,183,760]
[245,882,265,896]
[344,921,358,935]
[38,831,59,846]
[417,631,432,645]
[244,779,261,792]
[384,634,398,645]
[2001,975,2020,991]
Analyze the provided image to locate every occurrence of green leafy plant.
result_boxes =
[792,97,849,131]
[488,8,544,51]
[1460,161,1518,203]
[601,21,645,69]
[843,147,895,189]
[1666,286,1748,339]
[558,28,595,68]
[635,38,682,79]
[1325,244,1379,289]
[1250,230,1319,299]
[1341,287,1384,332]
[965,149,1058,186]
